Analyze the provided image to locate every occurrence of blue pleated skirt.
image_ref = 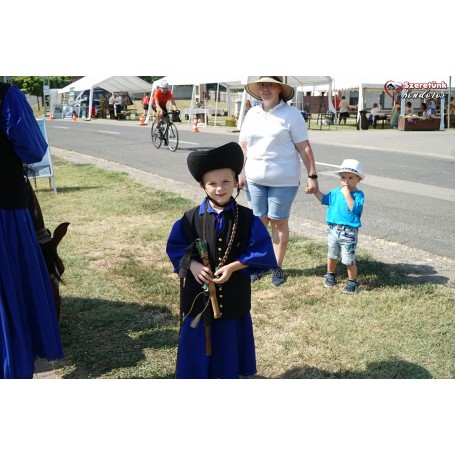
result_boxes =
[175,311,256,379]
[0,209,64,379]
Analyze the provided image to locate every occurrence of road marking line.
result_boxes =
[319,170,455,202]
[316,161,339,168]
[97,131,120,135]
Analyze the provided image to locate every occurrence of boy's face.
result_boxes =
[340,172,361,190]
[201,168,237,208]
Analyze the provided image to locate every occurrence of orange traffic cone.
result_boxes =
[139,114,145,125]
[72,112,77,122]
[192,114,199,133]
[49,112,54,121]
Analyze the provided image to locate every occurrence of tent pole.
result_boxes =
[214,82,220,131]
[188,85,195,128]
[440,98,445,130]
[327,79,337,130]
[449,76,452,129]
[146,85,154,125]
[357,83,364,129]
[237,89,247,130]
[87,87,94,122]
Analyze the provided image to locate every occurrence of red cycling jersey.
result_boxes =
[153,88,174,109]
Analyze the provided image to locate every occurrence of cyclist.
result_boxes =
[152,80,178,128]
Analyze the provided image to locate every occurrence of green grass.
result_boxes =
[36,157,454,378]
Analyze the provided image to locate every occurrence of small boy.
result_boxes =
[306,159,365,293]
[166,142,278,378]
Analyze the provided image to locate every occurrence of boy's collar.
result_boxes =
[198,197,235,214]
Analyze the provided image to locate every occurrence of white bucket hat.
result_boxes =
[334,159,365,180]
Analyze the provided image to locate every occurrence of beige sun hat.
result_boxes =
[244,76,295,102]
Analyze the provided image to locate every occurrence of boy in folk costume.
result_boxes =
[166,142,278,378]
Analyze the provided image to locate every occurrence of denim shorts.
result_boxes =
[327,224,359,265]
[245,180,299,220]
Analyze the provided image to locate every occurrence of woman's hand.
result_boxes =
[306,177,319,193]
[238,173,246,190]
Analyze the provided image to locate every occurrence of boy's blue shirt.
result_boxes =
[321,187,364,228]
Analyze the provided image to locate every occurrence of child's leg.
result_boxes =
[339,227,360,291]
[324,231,340,287]
[344,262,360,293]
[326,228,341,274]
[327,257,338,273]
[346,262,357,280]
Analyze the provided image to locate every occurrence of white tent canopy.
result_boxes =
[58,76,153,95]
[151,75,247,94]
[149,75,334,128]
[58,76,153,120]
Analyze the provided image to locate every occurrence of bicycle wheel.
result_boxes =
[166,123,179,152]
[151,123,163,149]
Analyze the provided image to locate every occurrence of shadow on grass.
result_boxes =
[285,257,450,288]
[386,263,450,285]
[55,297,178,379]
[33,186,101,194]
[276,357,433,379]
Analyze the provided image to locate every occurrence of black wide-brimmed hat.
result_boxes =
[187,142,244,182]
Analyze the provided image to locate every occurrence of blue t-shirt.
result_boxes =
[321,187,364,228]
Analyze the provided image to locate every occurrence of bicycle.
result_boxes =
[151,110,179,152]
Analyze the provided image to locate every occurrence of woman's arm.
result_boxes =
[295,140,319,193]
[238,140,248,189]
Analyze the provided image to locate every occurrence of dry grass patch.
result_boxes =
[32,157,454,379]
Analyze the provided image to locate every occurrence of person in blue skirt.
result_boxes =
[0,81,64,379]
[166,142,278,379]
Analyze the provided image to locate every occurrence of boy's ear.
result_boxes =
[199,181,205,189]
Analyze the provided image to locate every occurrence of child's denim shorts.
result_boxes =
[327,224,359,265]
[245,180,299,220]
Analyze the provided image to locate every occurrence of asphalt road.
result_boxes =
[46,121,455,273]
[44,119,455,264]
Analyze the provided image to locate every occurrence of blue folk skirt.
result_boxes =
[0,209,64,379]
[176,312,256,379]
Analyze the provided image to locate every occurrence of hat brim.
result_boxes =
[334,169,366,181]
[187,142,244,182]
[245,78,295,102]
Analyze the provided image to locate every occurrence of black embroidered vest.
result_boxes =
[0,82,28,209]
[180,202,254,320]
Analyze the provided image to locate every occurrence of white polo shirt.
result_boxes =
[239,100,309,187]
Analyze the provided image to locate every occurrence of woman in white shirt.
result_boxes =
[368,103,382,124]
[239,77,319,286]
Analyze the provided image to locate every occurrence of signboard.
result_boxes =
[26,119,57,192]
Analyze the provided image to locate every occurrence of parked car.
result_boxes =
[73,88,111,117]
